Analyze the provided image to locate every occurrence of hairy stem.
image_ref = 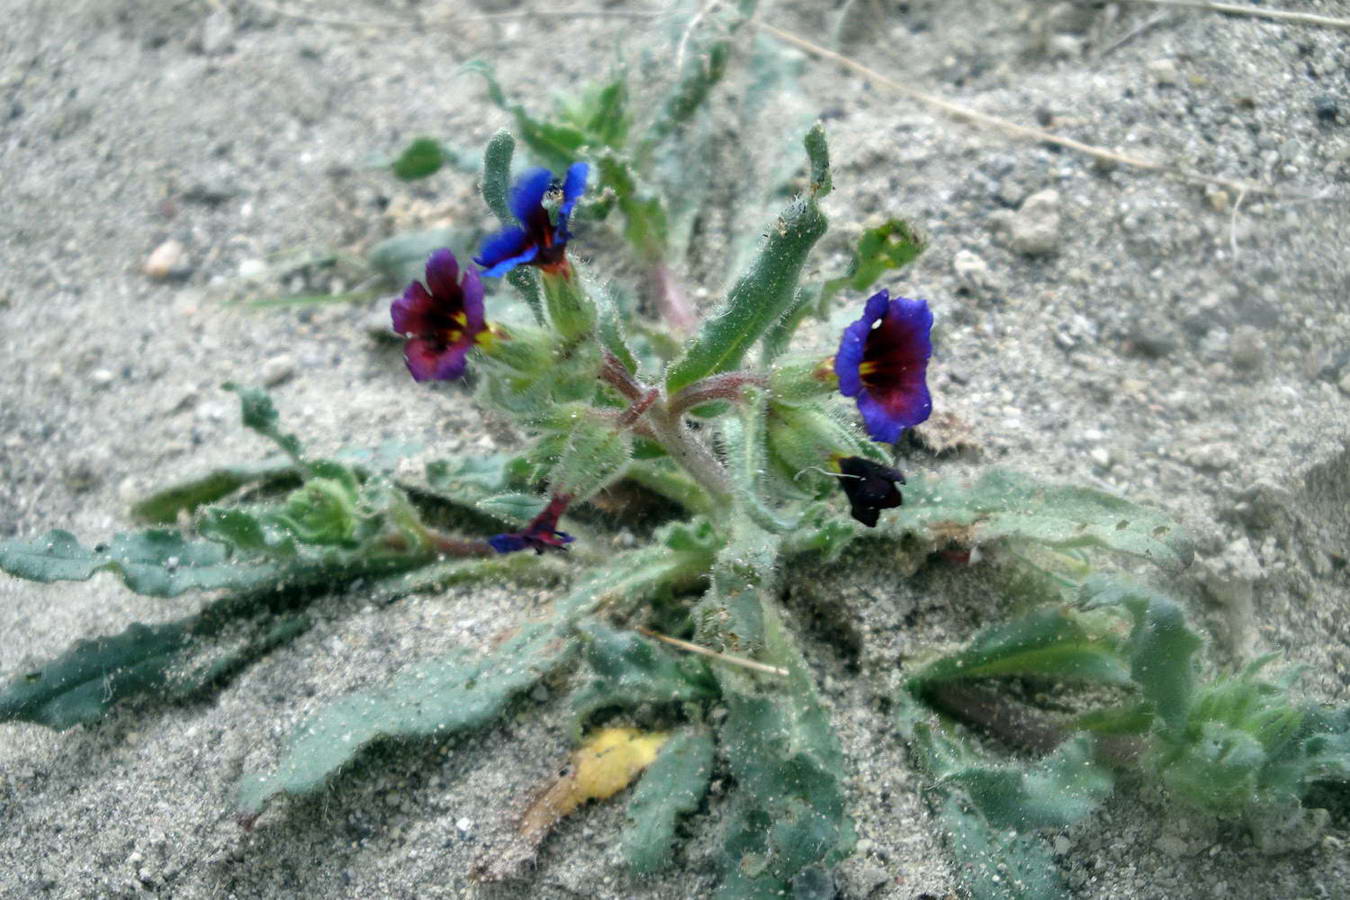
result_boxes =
[668,371,768,418]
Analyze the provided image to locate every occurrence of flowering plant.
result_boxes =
[4,48,1344,896]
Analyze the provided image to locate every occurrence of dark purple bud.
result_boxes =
[836,455,905,528]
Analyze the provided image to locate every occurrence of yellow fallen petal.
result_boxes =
[572,727,669,803]
[518,727,669,841]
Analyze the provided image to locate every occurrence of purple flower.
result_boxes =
[834,455,905,528]
[474,163,589,278]
[391,249,487,382]
[489,494,576,554]
[835,290,933,443]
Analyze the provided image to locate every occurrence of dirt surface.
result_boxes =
[2,1,1348,897]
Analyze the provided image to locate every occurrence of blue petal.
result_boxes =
[489,533,529,554]
[474,226,533,275]
[479,244,539,278]
[508,168,554,224]
[559,162,589,220]
[855,390,907,444]
[835,289,889,398]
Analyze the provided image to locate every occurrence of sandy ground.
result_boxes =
[2,1,1348,897]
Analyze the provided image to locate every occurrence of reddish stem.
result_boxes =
[668,371,768,418]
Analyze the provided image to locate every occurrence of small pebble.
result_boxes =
[1010,189,1062,256]
[144,239,189,281]
[1313,95,1339,125]
[90,368,116,387]
[238,258,268,281]
[262,354,296,387]
[1147,58,1180,86]
[199,8,235,55]
[1338,371,1350,397]
[952,249,994,293]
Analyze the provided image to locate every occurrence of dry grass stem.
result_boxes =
[753,19,1288,197]
[1123,0,1350,31]
[636,626,789,677]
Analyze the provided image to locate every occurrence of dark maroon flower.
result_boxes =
[835,455,905,528]
[489,494,575,554]
[390,249,487,382]
[835,290,933,443]
[475,163,589,278]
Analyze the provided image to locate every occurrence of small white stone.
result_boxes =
[456,817,473,833]
[238,258,268,281]
[262,354,296,387]
[953,248,994,293]
[1148,58,1180,86]
[144,240,187,281]
[1010,189,1062,256]
[90,368,116,386]
[1338,370,1350,396]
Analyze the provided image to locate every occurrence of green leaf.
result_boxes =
[464,61,584,171]
[901,699,1074,899]
[572,624,718,728]
[640,41,730,159]
[665,132,830,395]
[224,383,303,462]
[934,794,1069,900]
[237,542,711,818]
[814,218,926,319]
[939,736,1115,831]
[623,730,716,873]
[596,152,669,261]
[695,516,778,654]
[1079,576,1202,734]
[0,619,190,729]
[911,606,1130,689]
[889,469,1195,572]
[391,137,446,180]
[130,458,298,524]
[803,121,831,199]
[482,128,518,226]
[0,529,280,598]
[715,604,854,898]
[0,595,314,730]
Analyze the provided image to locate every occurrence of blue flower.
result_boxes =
[488,494,575,554]
[835,290,933,443]
[475,163,589,278]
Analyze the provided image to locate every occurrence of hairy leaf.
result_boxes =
[665,130,830,394]
[131,458,296,524]
[1080,575,1202,734]
[237,542,710,818]
[391,137,446,180]
[623,729,716,873]
[901,699,1074,899]
[572,624,717,728]
[368,226,480,288]
[890,469,1194,571]
[911,606,1130,689]
[716,604,854,898]
[0,596,313,730]
[0,529,282,598]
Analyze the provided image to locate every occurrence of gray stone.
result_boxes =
[1010,189,1062,256]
